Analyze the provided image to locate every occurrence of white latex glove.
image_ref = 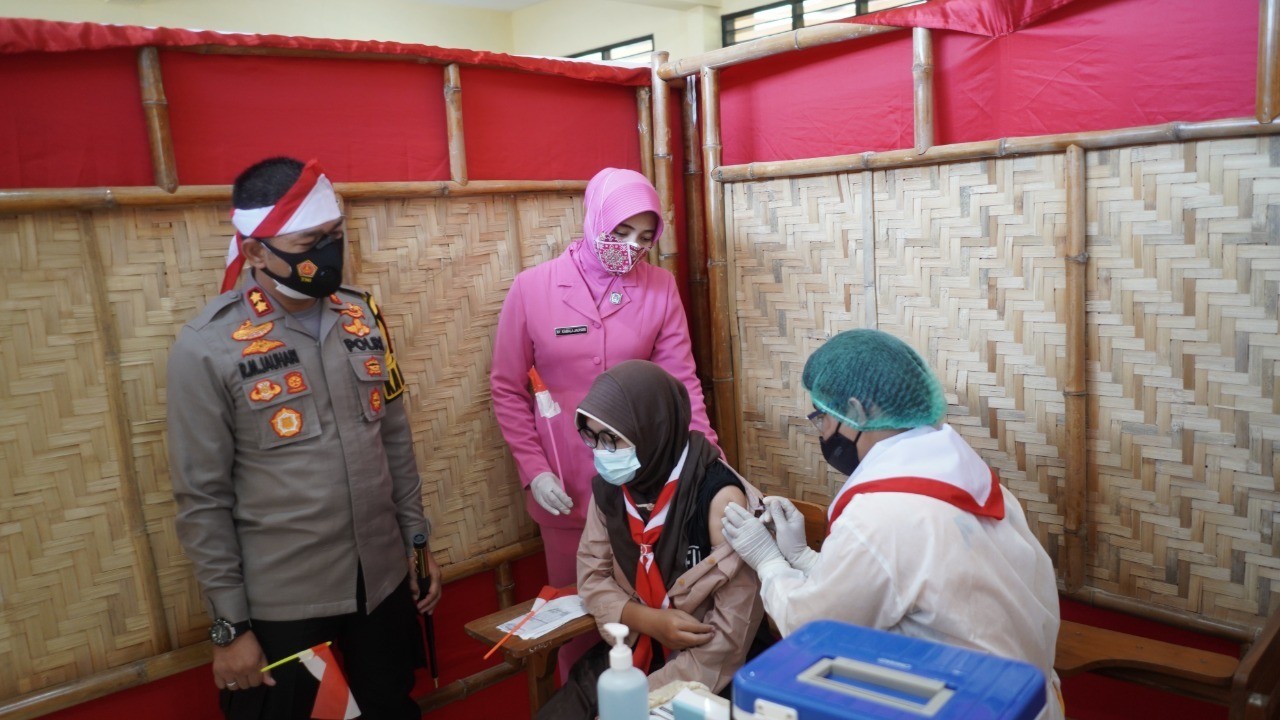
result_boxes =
[530,472,573,515]
[765,497,820,575]
[722,503,790,580]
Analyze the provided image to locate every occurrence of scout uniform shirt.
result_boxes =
[168,284,428,624]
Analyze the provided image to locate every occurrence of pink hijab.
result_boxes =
[582,167,664,250]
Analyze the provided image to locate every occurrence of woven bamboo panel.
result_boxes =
[1085,138,1280,624]
[0,212,163,697]
[726,174,873,500]
[0,192,584,702]
[873,156,1071,557]
[346,194,584,562]
[727,140,1279,626]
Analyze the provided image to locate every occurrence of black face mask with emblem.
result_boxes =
[260,234,345,299]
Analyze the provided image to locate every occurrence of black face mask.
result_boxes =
[820,425,863,476]
[260,234,345,298]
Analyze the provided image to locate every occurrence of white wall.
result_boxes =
[0,0,515,52]
[512,0,723,60]
[0,0,759,59]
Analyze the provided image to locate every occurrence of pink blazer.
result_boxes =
[491,248,717,530]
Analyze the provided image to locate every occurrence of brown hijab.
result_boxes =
[579,360,721,590]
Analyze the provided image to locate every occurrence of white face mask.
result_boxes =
[594,446,641,486]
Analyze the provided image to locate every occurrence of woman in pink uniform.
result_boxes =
[491,167,716,675]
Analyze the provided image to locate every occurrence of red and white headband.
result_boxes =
[221,159,342,292]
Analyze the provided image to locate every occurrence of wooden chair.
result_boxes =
[1055,607,1280,719]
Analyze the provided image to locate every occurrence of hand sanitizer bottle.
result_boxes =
[597,622,648,720]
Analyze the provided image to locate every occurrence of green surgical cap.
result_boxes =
[801,329,947,430]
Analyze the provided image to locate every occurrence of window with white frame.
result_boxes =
[569,35,655,62]
[722,0,925,46]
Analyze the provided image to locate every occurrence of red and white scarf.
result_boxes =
[827,425,1005,531]
[620,444,688,672]
[221,159,342,293]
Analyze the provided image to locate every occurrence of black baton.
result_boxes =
[412,533,440,689]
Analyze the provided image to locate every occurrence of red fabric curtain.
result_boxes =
[0,18,650,188]
[160,53,450,184]
[463,68,642,180]
[0,49,154,188]
[720,0,1258,166]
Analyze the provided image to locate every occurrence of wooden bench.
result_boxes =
[1054,610,1280,719]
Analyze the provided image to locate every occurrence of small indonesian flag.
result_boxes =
[528,368,560,419]
[531,584,576,611]
[298,643,359,720]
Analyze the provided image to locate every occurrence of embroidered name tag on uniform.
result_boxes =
[555,325,588,336]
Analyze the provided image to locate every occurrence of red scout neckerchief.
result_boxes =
[620,465,681,672]
[221,159,342,293]
[826,427,1006,532]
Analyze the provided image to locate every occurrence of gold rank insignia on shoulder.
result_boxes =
[247,287,273,316]
[363,357,382,376]
[340,303,365,319]
[342,318,372,337]
[231,320,274,341]
[329,294,343,305]
[249,379,282,402]
[284,371,308,394]
[369,389,383,413]
[270,407,303,438]
[242,339,286,357]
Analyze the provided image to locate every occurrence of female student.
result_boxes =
[536,360,761,719]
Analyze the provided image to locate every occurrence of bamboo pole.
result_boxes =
[77,210,174,655]
[444,64,469,185]
[0,643,212,720]
[495,560,516,609]
[1062,145,1088,593]
[637,86,655,183]
[1,537,545,718]
[137,47,179,193]
[651,51,679,276]
[1260,0,1280,123]
[701,67,740,467]
[714,116,1280,182]
[0,180,589,214]
[912,28,935,155]
[418,661,524,713]
[660,23,903,79]
[682,79,714,409]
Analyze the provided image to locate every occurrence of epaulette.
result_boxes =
[356,288,407,402]
[333,284,367,298]
[186,290,244,330]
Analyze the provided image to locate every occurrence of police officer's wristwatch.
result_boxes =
[209,618,252,647]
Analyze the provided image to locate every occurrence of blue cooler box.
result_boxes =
[733,621,1046,720]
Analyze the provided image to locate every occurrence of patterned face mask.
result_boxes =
[593,233,646,275]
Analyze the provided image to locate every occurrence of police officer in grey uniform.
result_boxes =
[168,157,440,719]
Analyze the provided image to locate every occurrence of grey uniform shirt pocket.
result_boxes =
[241,371,322,449]
[346,353,388,422]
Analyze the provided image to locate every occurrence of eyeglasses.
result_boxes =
[807,409,827,432]
[578,424,621,452]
